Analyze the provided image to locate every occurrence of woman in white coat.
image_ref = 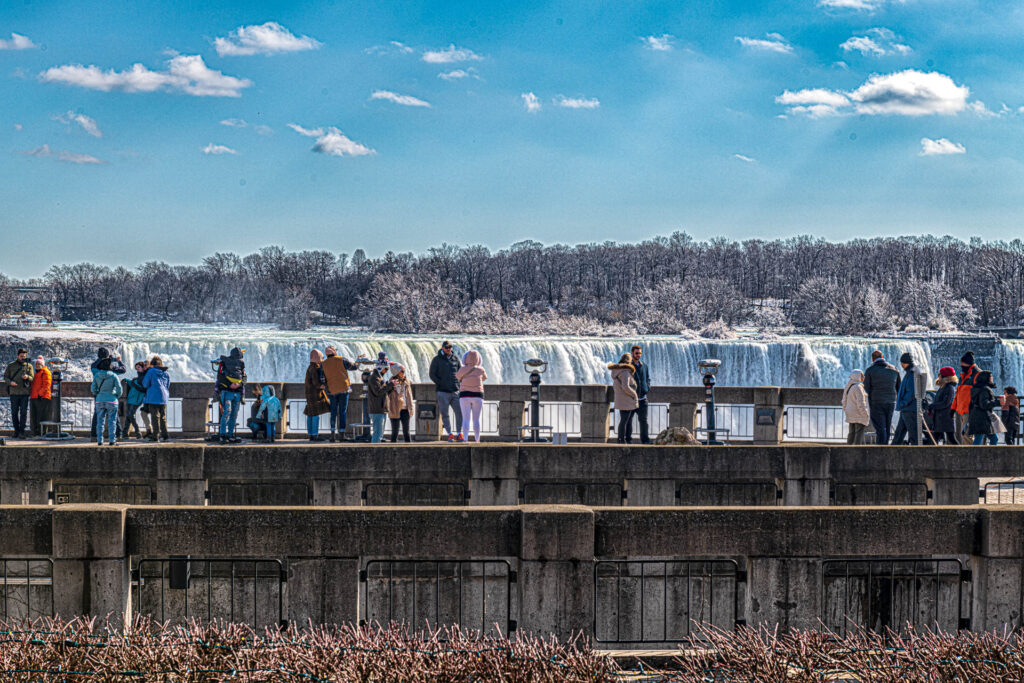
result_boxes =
[842,369,871,444]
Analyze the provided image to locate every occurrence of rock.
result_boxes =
[653,427,699,445]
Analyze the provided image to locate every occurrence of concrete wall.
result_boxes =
[2,443,1020,507]
[2,504,1023,643]
[38,382,843,443]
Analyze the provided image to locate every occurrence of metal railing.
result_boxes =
[981,481,1024,504]
[52,483,154,505]
[831,483,931,506]
[783,406,847,442]
[1,559,54,620]
[360,560,516,636]
[133,557,285,629]
[209,398,247,432]
[676,482,781,506]
[206,483,311,506]
[362,483,469,506]
[594,559,745,643]
[696,405,754,441]
[520,483,624,506]
[609,403,670,437]
[61,397,184,432]
[820,558,971,636]
[526,402,581,438]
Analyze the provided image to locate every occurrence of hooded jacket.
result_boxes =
[429,348,461,393]
[256,385,283,423]
[216,348,246,392]
[609,362,639,411]
[456,350,487,395]
[4,358,34,396]
[842,370,870,426]
[30,366,51,400]
[91,369,123,403]
[930,375,958,433]
[125,371,147,405]
[896,363,925,413]
[863,358,900,405]
[142,365,170,405]
[953,364,979,415]
[304,361,330,417]
[968,371,1000,435]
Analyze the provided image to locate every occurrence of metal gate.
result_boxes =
[133,557,285,628]
[52,483,154,505]
[981,481,1024,504]
[830,483,931,506]
[821,558,971,636]
[362,483,470,506]
[0,559,53,619]
[595,559,745,643]
[360,559,516,635]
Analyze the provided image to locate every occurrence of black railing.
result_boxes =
[362,483,470,506]
[133,558,285,628]
[820,558,971,636]
[1,559,53,619]
[360,560,516,636]
[981,481,1024,504]
[830,483,931,506]
[594,559,745,643]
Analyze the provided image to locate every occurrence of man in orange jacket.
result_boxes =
[29,356,52,437]
[952,350,978,438]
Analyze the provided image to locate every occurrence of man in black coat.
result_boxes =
[631,345,652,444]
[862,350,900,444]
[428,341,463,441]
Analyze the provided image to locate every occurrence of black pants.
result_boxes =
[123,403,142,437]
[891,410,919,445]
[9,394,28,436]
[147,404,168,439]
[869,402,894,444]
[938,431,959,445]
[636,399,650,444]
[30,397,51,436]
[390,409,411,443]
[617,409,635,444]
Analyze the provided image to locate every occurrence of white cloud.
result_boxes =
[438,68,480,81]
[422,44,482,64]
[365,41,415,56]
[288,123,374,157]
[55,111,102,138]
[841,28,911,56]
[202,143,238,155]
[521,92,541,113]
[214,22,320,56]
[640,34,674,51]
[22,144,106,164]
[40,54,251,97]
[920,137,966,156]
[818,0,894,10]
[13,123,22,131]
[733,154,756,163]
[0,32,35,50]
[220,118,272,134]
[370,90,431,107]
[554,95,600,109]
[778,70,971,117]
[735,33,793,55]
[220,118,246,127]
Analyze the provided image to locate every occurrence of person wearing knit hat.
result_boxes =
[863,349,900,445]
[968,370,1000,445]
[953,350,979,438]
[930,367,959,444]
[1001,387,1020,446]
[303,348,330,441]
[892,352,925,445]
[4,347,33,438]
[386,364,415,443]
[321,345,361,442]
[366,353,391,443]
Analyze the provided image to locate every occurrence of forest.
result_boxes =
[1,233,1019,336]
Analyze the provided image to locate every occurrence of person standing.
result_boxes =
[862,350,900,444]
[952,351,979,440]
[123,361,148,439]
[367,353,390,443]
[89,348,125,439]
[28,356,51,437]
[968,370,1000,446]
[841,370,870,444]
[1000,387,1019,445]
[142,356,170,442]
[429,341,464,442]
[303,349,330,441]
[4,348,34,438]
[321,345,360,442]
[630,345,652,444]
[456,350,487,443]
[90,358,122,446]
[387,364,415,443]
[609,354,639,444]
[216,347,246,444]
[930,367,959,445]
[892,352,925,445]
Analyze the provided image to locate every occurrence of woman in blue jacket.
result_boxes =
[142,356,170,442]
[122,361,149,439]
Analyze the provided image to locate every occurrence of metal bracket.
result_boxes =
[358,569,367,583]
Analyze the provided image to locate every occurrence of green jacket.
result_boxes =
[4,360,34,396]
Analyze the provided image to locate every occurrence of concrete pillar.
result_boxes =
[580,386,611,443]
[498,401,524,442]
[311,479,362,506]
[747,557,821,630]
[52,504,129,625]
[668,402,698,431]
[783,448,831,506]
[180,397,209,436]
[155,447,205,505]
[753,387,784,445]
[930,478,981,505]
[414,386,441,441]
[518,506,595,640]
[287,558,359,626]
[469,446,519,505]
[972,557,1023,631]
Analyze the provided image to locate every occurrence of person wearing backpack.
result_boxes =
[953,351,979,439]
[968,370,1000,446]
[216,347,247,444]
[90,358,122,446]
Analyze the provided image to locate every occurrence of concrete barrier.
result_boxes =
[2,504,1022,643]
[1,443,1019,507]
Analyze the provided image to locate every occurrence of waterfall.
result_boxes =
[56,322,939,389]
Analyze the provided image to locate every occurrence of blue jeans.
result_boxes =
[973,433,998,445]
[328,392,349,433]
[95,402,118,444]
[306,415,320,436]
[219,391,241,437]
[370,413,387,443]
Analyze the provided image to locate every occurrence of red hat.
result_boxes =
[939,366,956,378]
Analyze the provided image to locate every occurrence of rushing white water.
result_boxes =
[47,322,945,388]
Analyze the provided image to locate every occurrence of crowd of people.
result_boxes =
[3,342,1020,446]
[842,349,1020,445]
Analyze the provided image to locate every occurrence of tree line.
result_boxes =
[2,234,1022,335]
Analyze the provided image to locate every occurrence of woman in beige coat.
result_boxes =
[842,369,870,444]
[609,354,639,444]
[386,364,415,443]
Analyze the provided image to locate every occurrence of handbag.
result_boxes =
[992,414,1007,434]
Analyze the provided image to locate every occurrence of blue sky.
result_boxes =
[2,0,1024,279]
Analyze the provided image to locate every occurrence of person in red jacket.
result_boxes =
[952,351,978,438]
[29,356,52,437]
